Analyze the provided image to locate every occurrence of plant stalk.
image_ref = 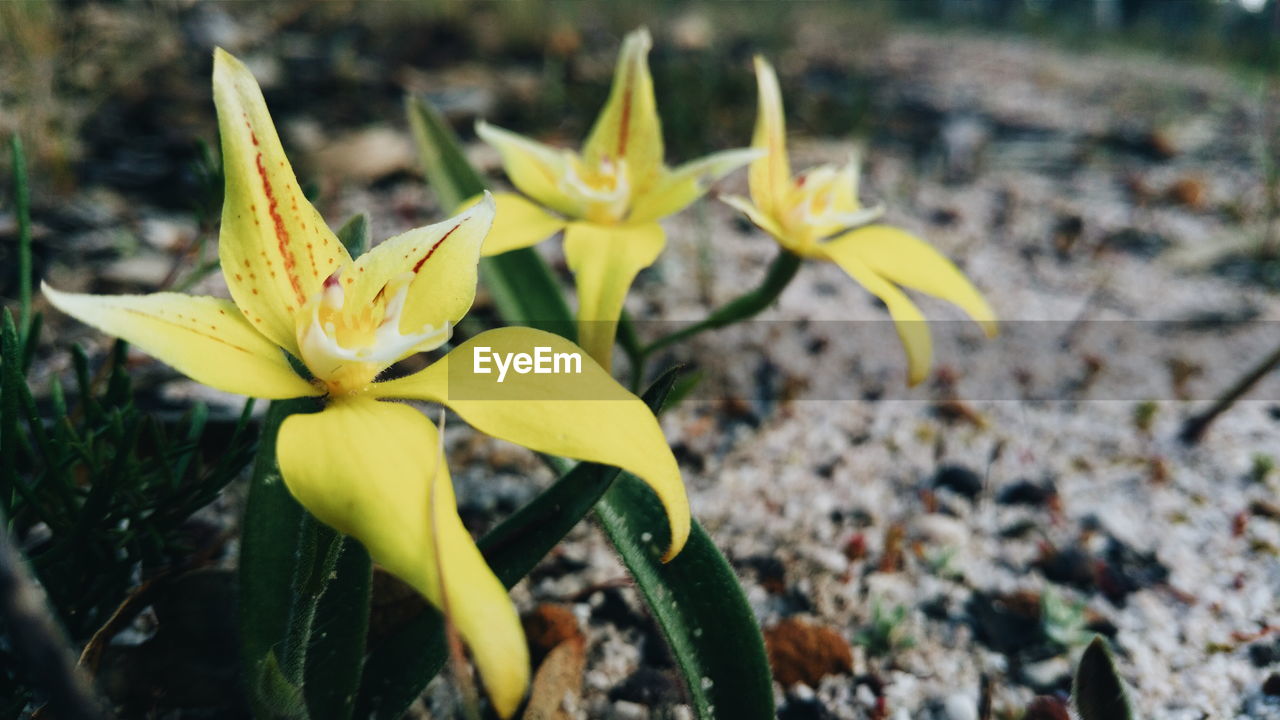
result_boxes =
[627,249,802,389]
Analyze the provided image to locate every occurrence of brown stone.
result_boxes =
[523,603,582,664]
[1167,176,1207,209]
[1024,695,1071,720]
[764,618,853,687]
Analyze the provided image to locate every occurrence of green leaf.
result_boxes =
[595,479,774,720]
[354,368,680,719]
[336,213,371,259]
[239,397,322,718]
[1,311,22,521]
[305,537,372,720]
[10,136,33,336]
[405,94,573,337]
[1073,636,1136,720]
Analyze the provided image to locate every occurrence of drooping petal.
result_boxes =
[749,56,792,217]
[342,194,496,336]
[562,221,666,370]
[42,283,319,399]
[370,327,691,561]
[277,397,528,717]
[480,192,567,257]
[475,121,580,217]
[720,194,791,247]
[582,28,664,199]
[213,48,351,355]
[828,225,997,337]
[816,244,933,386]
[628,148,762,224]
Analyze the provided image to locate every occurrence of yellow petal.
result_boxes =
[277,397,528,717]
[370,327,691,561]
[213,48,351,355]
[828,225,997,337]
[628,148,762,224]
[582,28,664,199]
[478,192,567,257]
[816,245,933,386]
[562,221,665,371]
[475,121,580,217]
[42,283,319,399]
[342,194,495,335]
[749,56,791,217]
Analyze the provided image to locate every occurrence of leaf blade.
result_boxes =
[1073,636,1135,720]
[595,479,774,720]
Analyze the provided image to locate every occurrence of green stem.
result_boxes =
[629,249,802,388]
[10,136,32,338]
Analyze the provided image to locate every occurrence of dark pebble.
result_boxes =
[610,667,683,706]
[778,694,836,720]
[933,464,984,499]
[997,479,1056,507]
[1264,673,1280,697]
[1250,641,1278,668]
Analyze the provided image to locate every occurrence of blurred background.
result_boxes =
[3,2,1280,719]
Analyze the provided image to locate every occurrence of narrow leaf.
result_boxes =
[239,397,322,718]
[10,136,33,335]
[1073,636,1135,720]
[305,537,372,720]
[595,479,774,720]
[1,311,23,521]
[405,95,573,336]
[336,213,371,259]
[354,369,680,719]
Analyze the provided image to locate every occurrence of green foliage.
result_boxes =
[853,602,915,657]
[1249,453,1274,483]
[336,213,372,259]
[238,397,323,719]
[1,137,257,713]
[1042,588,1092,650]
[596,476,777,720]
[0,317,257,712]
[1073,636,1136,720]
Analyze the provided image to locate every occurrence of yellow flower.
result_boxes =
[43,49,691,718]
[475,28,759,370]
[723,57,997,385]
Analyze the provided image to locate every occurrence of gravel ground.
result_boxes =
[462,30,1280,720]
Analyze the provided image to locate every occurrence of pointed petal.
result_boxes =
[369,327,691,561]
[828,225,997,336]
[563,221,665,371]
[277,397,528,717]
[816,245,933,386]
[720,194,790,246]
[479,192,567,257]
[749,56,791,216]
[475,121,580,217]
[43,283,319,399]
[583,28,664,198]
[343,194,495,336]
[628,148,762,223]
[213,48,351,354]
